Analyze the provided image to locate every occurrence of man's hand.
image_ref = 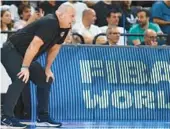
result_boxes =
[17,68,30,83]
[45,68,54,82]
[151,41,158,46]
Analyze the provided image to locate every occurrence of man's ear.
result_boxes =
[60,13,65,19]
[58,12,64,19]
[106,17,109,23]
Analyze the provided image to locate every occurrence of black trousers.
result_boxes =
[1,41,52,117]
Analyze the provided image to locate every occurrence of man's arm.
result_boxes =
[46,44,61,70]
[22,36,44,67]
[96,37,107,44]
[132,39,141,46]
[18,36,44,83]
[153,18,170,26]
[45,44,61,82]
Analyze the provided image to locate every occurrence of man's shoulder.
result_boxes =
[149,22,159,28]
[38,14,58,26]
[153,1,164,7]
[118,26,125,32]
[129,24,140,32]
[100,26,108,33]
[91,24,100,30]
[42,14,57,21]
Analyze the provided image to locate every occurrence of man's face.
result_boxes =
[22,7,31,21]
[88,10,96,25]
[62,8,76,28]
[145,31,157,45]
[107,27,120,44]
[123,0,132,7]
[107,13,119,26]
[137,12,149,27]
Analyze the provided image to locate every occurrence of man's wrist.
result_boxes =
[21,65,29,69]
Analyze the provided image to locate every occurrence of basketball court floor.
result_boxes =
[1,121,170,129]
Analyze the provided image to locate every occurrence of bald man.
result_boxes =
[143,29,158,46]
[72,8,106,44]
[1,3,75,128]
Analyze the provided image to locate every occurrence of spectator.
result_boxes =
[93,0,121,27]
[0,9,13,47]
[39,1,64,15]
[82,0,100,8]
[100,10,127,45]
[142,29,158,46]
[105,26,121,46]
[65,0,88,24]
[119,0,141,31]
[129,9,162,45]
[14,4,44,30]
[151,0,170,34]
[14,4,31,30]
[3,1,35,22]
[72,8,106,44]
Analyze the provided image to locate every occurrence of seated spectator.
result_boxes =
[105,26,121,46]
[82,0,100,8]
[14,4,31,30]
[129,9,162,45]
[100,10,127,45]
[39,1,64,15]
[151,0,170,34]
[72,8,106,44]
[142,29,158,46]
[65,0,88,24]
[14,4,44,30]
[0,9,13,47]
[3,1,35,22]
[92,0,121,27]
[119,0,141,31]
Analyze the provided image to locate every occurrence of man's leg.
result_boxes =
[20,82,31,119]
[29,62,51,113]
[29,61,62,127]
[1,42,27,128]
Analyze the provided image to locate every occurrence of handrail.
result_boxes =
[72,32,85,44]
[93,33,168,44]
[1,31,168,45]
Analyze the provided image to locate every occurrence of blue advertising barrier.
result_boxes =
[30,45,170,121]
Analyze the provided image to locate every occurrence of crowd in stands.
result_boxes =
[1,0,170,47]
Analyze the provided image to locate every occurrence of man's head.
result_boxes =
[122,0,132,9]
[106,26,120,45]
[106,10,120,26]
[164,0,170,6]
[137,9,150,27]
[56,3,76,28]
[82,8,96,25]
[144,29,157,46]
[18,4,31,21]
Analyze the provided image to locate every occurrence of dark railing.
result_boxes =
[93,33,168,45]
[1,31,169,45]
[72,32,85,44]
